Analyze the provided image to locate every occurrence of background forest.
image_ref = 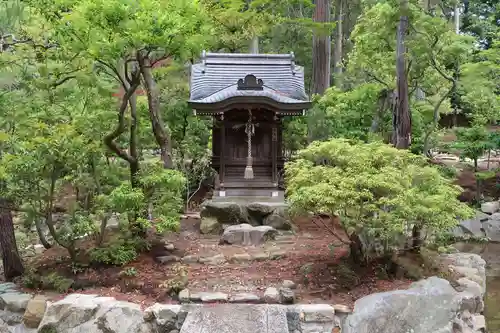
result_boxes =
[0,0,498,294]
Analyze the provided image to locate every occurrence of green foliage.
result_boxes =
[120,267,138,277]
[90,237,150,266]
[160,263,188,294]
[286,139,475,257]
[22,268,74,293]
[310,83,386,142]
[449,126,494,169]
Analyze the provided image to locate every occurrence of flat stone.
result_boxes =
[473,314,485,331]
[481,201,499,214]
[143,303,181,331]
[0,319,8,333]
[279,288,295,304]
[220,224,277,246]
[229,293,261,303]
[269,250,287,260]
[343,277,464,333]
[333,304,352,313]
[179,304,288,333]
[263,287,280,303]
[0,293,32,312]
[299,304,335,322]
[182,255,199,264]
[190,293,202,302]
[199,292,229,303]
[449,266,484,286]
[454,211,490,239]
[200,217,222,234]
[282,280,296,289]
[456,278,484,297]
[38,294,148,332]
[0,311,23,326]
[164,243,175,251]
[251,252,269,261]
[179,289,190,303]
[228,253,252,263]
[199,254,226,265]
[483,219,500,242]
[247,203,277,217]
[33,244,45,254]
[23,295,48,328]
[263,213,292,230]
[201,201,251,225]
[0,283,17,294]
[155,255,181,264]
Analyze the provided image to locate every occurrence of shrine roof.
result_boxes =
[188,51,311,114]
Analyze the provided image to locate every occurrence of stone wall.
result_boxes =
[0,252,487,333]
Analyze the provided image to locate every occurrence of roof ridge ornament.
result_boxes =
[237,74,264,91]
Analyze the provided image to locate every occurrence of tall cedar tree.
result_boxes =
[311,0,331,95]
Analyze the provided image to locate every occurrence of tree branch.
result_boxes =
[103,69,141,163]
[364,70,390,88]
[96,59,127,89]
[423,88,453,157]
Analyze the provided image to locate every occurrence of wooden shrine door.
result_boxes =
[223,111,274,187]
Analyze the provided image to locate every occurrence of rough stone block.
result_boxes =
[220,224,277,246]
[23,295,48,328]
[263,287,279,303]
[299,304,335,323]
[199,292,229,303]
[228,293,261,303]
[481,201,499,214]
[179,304,289,333]
[0,293,32,313]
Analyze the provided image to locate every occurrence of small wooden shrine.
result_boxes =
[188,51,311,201]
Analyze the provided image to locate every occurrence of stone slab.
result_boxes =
[179,304,289,333]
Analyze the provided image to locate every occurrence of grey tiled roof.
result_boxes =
[189,51,310,105]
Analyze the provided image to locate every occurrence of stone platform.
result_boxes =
[200,199,291,234]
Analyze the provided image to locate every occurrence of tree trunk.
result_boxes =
[333,0,343,87]
[411,224,422,253]
[34,218,51,249]
[392,0,411,149]
[137,52,174,169]
[311,0,331,95]
[0,198,24,281]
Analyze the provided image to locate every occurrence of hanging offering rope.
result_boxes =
[244,109,254,179]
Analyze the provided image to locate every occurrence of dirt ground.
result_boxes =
[24,216,412,309]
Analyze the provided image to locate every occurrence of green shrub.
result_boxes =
[89,237,150,266]
[22,268,74,293]
[40,273,74,293]
[120,267,138,277]
[286,139,476,261]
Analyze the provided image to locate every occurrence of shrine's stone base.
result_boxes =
[200,199,292,234]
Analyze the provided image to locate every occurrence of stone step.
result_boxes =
[179,304,289,333]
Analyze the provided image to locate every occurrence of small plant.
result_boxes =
[120,267,138,277]
[328,243,335,256]
[89,236,150,266]
[159,263,188,295]
[335,263,360,288]
[40,273,74,293]
[300,263,314,285]
[21,267,42,289]
[70,262,88,275]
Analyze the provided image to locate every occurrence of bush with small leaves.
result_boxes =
[286,139,475,262]
[90,237,150,266]
[160,263,188,295]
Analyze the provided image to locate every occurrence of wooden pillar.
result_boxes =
[272,115,278,187]
[219,113,225,188]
